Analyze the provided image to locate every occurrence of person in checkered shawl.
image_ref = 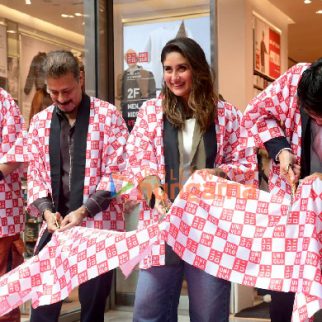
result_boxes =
[127,37,253,322]
[27,50,128,322]
[0,88,25,322]
[242,58,322,322]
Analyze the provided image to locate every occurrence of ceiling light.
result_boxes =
[74,13,83,17]
[7,30,17,34]
[304,0,312,3]
[25,0,31,4]
[316,9,322,13]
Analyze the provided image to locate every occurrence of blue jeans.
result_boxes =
[133,260,231,322]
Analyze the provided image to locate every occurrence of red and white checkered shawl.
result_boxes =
[241,63,310,196]
[126,97,257,268]
[0,171,321,322]
[0,88,26,237]
[27,97,129,232]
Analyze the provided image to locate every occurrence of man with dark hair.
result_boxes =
[0,88,25,322]
[28,50,128,322]
[241,58,322,322]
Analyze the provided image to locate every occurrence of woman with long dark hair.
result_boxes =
[127,37,249,322]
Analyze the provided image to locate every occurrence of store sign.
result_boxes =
[253,15,281,80]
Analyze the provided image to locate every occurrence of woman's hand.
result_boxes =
[278,149,301,186]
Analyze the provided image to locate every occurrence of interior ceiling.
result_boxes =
[0,0,321,63]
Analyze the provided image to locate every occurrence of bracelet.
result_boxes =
[275,148,293,162]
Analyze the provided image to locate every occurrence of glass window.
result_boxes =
[113,0,211,309]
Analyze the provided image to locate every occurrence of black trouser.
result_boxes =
[269,291,295,322]
[30,270,114,322]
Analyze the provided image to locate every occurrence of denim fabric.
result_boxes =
[133,260,231,322]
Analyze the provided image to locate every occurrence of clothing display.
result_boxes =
[117,65,156,131]
[144,21,193,89]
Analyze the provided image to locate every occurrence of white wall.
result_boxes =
[217,0,290,111]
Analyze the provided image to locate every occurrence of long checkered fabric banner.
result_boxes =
[0,170,321,322]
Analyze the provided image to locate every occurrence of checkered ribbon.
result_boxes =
[0,171,321,322]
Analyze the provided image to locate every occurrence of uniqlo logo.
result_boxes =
[59,276,67,288]
[256,201,269,214]
[126,52,137,64]
[232,258,247,273]
[272,252,285,265]
[220,209,233,221]
[184,202,198,215]
[174,241,185,257]
[300,198,308,211]
[87,255,97,268]
[179,221,190,236]
[217,266,231,280]
[31,273,42,286]
[70,264,78,277]
[284,265,293,279]
[40,259,51,272]
[226,183,240,197]
[207,213,219,226]
[254,226,265,238]
[240,237,252,249]
[186,238,198,254]
[285,238,298,252]
[193,255,206,270]
[208,249,222,264]
[77,250,87,262]
[259,265,271,277]
[191,216,206,230]
[19,267,31,278]
[305,211,316,225]
[78,271,88,284]
[229,223,242,236]
[8,281,20,293]
[249,251,261,264]
[200,232,213,247]
[273,225,285,238]
[235,198,247,211]
[244,212,256,225]
[119,252,129,265]
[269,279,283,290]
[261,238,272,251]
[215,227,228,240]
[96,240,106,252]
[287,211,300,224]
[106,244,117,258]
[305,252,319,266]
[97,261,109,274]
[224,242,237,256]
[169,223,178,239]
[138,51,148,62]
[126,235,139,249]
[242,275,256,287]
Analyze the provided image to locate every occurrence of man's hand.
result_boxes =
[206,168,230,180]
[59,206,88,232]
[43,209,62,233]
[152,187,171,220]
[278,150,301,186]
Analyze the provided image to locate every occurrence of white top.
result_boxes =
[182,118,196,184]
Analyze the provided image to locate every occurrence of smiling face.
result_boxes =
[47,71,83,115]
[162,51,193,103]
